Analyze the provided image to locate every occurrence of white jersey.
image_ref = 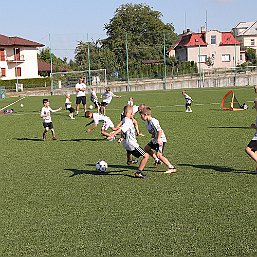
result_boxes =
[252,116,257,140]
[92,113,114,131]
[132,105,139,115]
[121,117,139,151]
[184,94,192,104]
[102,91,115,104]
[41,106,53,123]
[75,82,87,97]
[90,89,98,102]
[65,98,71,109]
[146,117,167,144]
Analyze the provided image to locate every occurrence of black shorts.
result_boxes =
[127,146,146,158]
[101,101,109,107]
[43,122,53,129]
[186,103,192,108]
[66,107,75,113]
[247,140,257,152]
[76,96,87,105]
[147,141,166,153]
[91,99,100,108]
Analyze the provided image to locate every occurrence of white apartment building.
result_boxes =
[233,21,257,53]
[0,34,44,80]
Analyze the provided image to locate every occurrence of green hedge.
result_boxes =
[0,78,51,90]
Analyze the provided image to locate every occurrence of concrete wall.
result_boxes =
[8,72,257,97]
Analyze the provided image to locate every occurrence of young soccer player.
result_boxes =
[85,110,117,138]
[65,94,75,119]
[41,99,62,141]
[100,87,121,115]
[107,105,149,178]
[245,98,257,173]
[140,106,176,173]
[89,87,100,112]
[116,101,145,137]
[182,90,193,112]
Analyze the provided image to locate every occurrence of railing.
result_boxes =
[6,55,25,62]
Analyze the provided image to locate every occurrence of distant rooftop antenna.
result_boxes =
[205,10,208,31]
[184,12,187,31]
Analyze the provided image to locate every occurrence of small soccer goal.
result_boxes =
[51,69,107,95]
[221,90,246,111]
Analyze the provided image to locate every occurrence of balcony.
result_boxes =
[6,55,25,62]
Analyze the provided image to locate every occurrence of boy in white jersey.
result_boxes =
[100,87,121,115]
[107,105,149,178]
[40,99,62,141]
[140,106,176,174]
[85,110,117,138]
[65,94,75,119]
[182,90,193,112]
[245,98,257,173]
[89,87,100,112]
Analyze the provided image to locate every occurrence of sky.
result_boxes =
[1,0,256,60]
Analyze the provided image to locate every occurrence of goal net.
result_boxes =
[51,69,107,95]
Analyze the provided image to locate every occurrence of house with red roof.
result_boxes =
[0,34,44,80]
[174,28,245,70]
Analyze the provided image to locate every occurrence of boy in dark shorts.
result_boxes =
[140,106,176,174]
[245,98,257,173]
[40,99,62,141]
[107,105,149,178]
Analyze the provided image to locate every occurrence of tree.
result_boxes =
[74,40,118,74]
[38,48,69,72]
[103,3,177,67]
[245,47,257,65]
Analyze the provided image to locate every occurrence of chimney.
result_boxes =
[201,26,206,33]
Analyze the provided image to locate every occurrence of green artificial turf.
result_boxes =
[0,86,256,256]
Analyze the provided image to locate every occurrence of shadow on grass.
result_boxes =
[208,126,250,129]
[160,110,184,113]
[15,137,42,141]
[65,163,150,178]
[177,163,256,175]
[60,138,106,142]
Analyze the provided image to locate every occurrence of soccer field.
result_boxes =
[0,87,256,256]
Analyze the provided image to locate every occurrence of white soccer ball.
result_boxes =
[20,104,24,107]
[96,160,108,172]
[89,105,93,110]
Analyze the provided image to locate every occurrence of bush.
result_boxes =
[0,78,51,90]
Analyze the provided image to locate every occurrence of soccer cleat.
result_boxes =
[153,159,162,166]
[135,171,145,178]
[164,168,177,174]
[52,137,57,140]
[127,159,138,165]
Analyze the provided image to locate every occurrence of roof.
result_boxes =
[0,34,44,47]
[220,32,240,45]
[233,21,257,36]
[175,33,207,48]
[175,31,240,48]
[234,22,255,29]
[38,60,67,72]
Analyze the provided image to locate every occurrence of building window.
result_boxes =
[199,55,207,63]
[1,68,6,77]
[251,39,255,46]
[222,54,231,62]
[211,35,216,44]
[240,54,243,61]
[0,49,5,61]
[15,67,21,77]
